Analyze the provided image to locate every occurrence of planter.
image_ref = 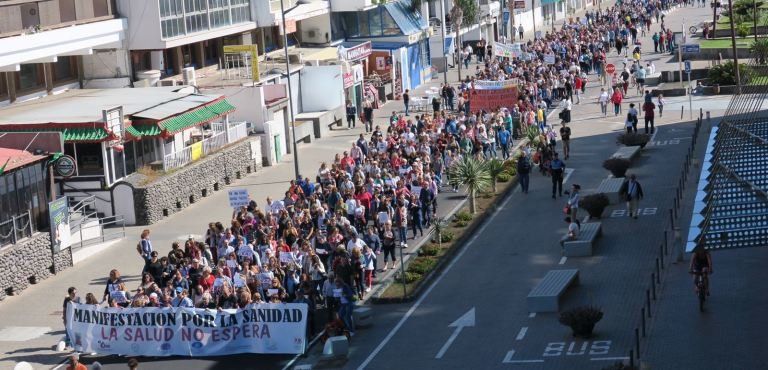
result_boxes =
[559,306,603,339]
[581,193,610,219]
[609,169,627,178]
[603,158,631,178]
[571,322,596,338]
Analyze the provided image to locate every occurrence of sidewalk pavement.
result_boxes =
[0,54,477,370]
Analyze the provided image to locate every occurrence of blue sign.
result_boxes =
[503,9,510,24]
[682,44,700,53]
[684,60,692,74]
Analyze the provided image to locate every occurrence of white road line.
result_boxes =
[558,256,567,265]
[528,312,536,318]
[590,357,631,361]
[515,327,528,341]
[503,350,516,362]
[650,128,659,143]
[582,215,590,223]
[563,168,575,184]
[356,188,515,370]
[506,360,546,363]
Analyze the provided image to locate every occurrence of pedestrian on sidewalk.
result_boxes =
[565,184,581,221]
[560,123,571,160]
[598,88,610,116]
[517,151,531,194]
[652,32,660,53]
[498,125,511,159]
[403,89,411,116]
[611,87,623,116]
[619,174,645,219]
[346,100,357,129]
[519,24,524,40]
[626,103,639,133]
[363,99,374,132]
[380,221,397,270]
[559,98,572,123]
[550,152,566,199]
[657,93,666,117]
[137,230,153,273]
[642,98,656,134]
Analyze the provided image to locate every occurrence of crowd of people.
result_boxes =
[61,0,685,358]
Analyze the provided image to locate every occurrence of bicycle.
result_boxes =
[690,269,709,312]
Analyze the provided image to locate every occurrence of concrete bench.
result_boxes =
[322,335,349,359]
[597,178,625,204]
[292,121,314,144]
[353,306,373,328]
[611,145,641,161]
[527,269,580,313]
[563,222,603,257]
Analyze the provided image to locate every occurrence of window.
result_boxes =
[160,0,185,39]
[59,0,76,23]
[369,8,383,37]
[92,0,110,17]
[17,64,43,92]
[230,0,250,25]
[208,0,231,29]
[382,11,401,36]
[53,56,77,83]
[358,12,370,37]
[184,0,209,34]
[75,143,104,176]
[342,13,359,37]
[420,39,430,71]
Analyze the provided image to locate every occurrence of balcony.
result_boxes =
[0,18,126,70]
[479,0,501,19]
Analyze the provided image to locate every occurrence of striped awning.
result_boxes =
[158,99,236,135]
[0,127,108,142]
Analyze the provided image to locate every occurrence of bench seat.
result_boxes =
[597,178,625,204]
[563,222,602,257]
[611,145,641,161]
[527,269,580,313]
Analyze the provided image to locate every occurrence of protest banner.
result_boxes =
[469,85,520,111]
[473,79,519,90]
[65,302,308,356]
[493,42,522,58]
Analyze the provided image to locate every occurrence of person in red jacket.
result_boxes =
[642,100,656,134]
[611,87,624,116]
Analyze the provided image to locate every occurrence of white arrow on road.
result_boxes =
[435,307,475,359]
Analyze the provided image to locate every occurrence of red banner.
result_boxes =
[469,86,519,112]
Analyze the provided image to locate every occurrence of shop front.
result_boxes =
[340,41,372,113]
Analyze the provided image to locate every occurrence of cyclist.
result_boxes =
[689,245,713,296]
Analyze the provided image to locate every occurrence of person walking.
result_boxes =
[626,103,639,133]
[657,93,665,117]
[598,88,610,117]
[363,99,374,133]
[559,123,571,160]
[550,152,566,199]
[619,174,645,219]
[642,99,656,134]
[498,125,511,159]
[403,89,410,116]
[137,229,153,273]
[611,87,623,116]
[518,24,524,40]
[517,151,532,194]
[566,184,581,221]
[346,101,357,129]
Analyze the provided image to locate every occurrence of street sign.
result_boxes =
[684,60,692,74]
[605,63,616,74]
[682,44,700,53]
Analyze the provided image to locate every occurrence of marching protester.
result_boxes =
[620,174,645,219]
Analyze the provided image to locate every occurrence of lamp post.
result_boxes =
[440,0,449,84]
[727,0,743,94]
[450,1,464,81]
[280,0,300,180]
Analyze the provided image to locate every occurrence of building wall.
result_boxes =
[299,13,331,44]
[127,138,262,225]
[116,0,163,50]
[0,233,73,301]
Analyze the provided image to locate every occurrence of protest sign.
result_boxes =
[493,42,522,58]
[279,252,295,264]
[228,189,249,208]
[66,302,307,356]
[259,273,274,287]
[469,85,520,111]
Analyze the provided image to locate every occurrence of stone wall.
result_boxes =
[0,232,73,301]
[127,138,263,225]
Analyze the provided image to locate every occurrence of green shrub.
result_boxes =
[497,173,512,182]
[455,211,473,222]
[399,271,422,284]
[454,220,469,227]
[419,244,440,256]
[738,22,750,38]
[438,231,454,243]
[407,257,437,275]
[708,60,753,85]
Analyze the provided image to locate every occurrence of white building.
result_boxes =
[0,0,127,106]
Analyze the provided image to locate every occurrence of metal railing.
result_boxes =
[71,214,126,252]
[0,211,34,247]
[163,122,249,171]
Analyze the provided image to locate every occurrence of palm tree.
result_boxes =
[486,158,506,193]
[448,156,491,214]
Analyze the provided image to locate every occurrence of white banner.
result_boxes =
[494,42,522,58]
[474,79,519,90]
[66,302,308,356]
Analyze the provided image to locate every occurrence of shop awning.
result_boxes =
[284,1,330,22]
[371,41,408,51]
[158,99,236,135]
[125,124,162,139]
[384,0,429,36]
[0,127,108,143]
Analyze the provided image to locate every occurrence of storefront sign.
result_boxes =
[278,19,297,35]
[104,106,124,148]
[343,72,354,88]
[49,197,71,253]
[343,41,372,61]
[469,85,520,111]
[54,155,76,177]
[514,0,527,9]
[65,302,308,356]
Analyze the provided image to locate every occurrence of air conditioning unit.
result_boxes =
[287,53,303,64]
[182,67,197,86]
[306,29,318,38]
[160,80,178,87]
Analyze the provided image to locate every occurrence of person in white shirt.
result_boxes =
[560,217,580,248]
[345,197,357,224]
[598,88,610,117]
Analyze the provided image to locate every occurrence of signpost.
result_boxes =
[605,63,616,75]
[682,44,701,53]
[685,60,693,119]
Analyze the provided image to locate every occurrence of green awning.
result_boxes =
[125,125,162,138]
[159,99,236,134]
[0,127,108,142]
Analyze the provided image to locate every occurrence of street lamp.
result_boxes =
[280,0,301,181]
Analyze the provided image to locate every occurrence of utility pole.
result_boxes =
[754,0,758,42]
[728,0,743,94]
[712,1,718,39]
[679,23,685,88]
[280,0,300,180]
[532,0,537,38]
